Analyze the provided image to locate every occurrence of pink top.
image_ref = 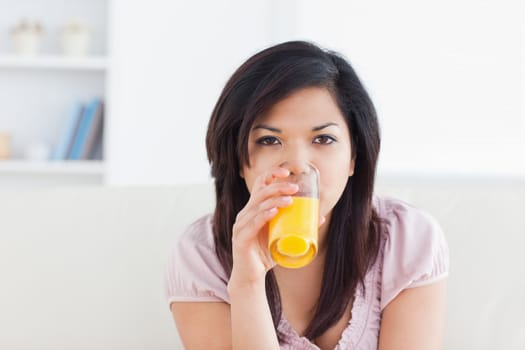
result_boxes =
[165,196,449,349]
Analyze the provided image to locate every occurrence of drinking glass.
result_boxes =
[268,164,320,269]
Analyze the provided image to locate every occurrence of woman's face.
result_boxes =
[241,87,355,219]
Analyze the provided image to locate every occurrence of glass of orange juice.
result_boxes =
[269,164,320,269]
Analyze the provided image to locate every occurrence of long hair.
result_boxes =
[205,41,383,342]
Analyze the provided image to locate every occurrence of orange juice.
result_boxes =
[269,196,319,268]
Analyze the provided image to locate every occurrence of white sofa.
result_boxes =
[0,176,524,349]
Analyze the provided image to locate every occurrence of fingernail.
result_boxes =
[282,196,292,203]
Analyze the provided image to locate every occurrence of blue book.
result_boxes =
[50,102,84,160]
[68,98,102,160]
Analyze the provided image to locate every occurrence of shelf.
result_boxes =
[0,54,108,71]
[0,160,105,175]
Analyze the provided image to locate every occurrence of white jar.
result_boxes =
[61,21,91,56]
[10,20,43,55]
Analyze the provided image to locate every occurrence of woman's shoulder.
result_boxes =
[165,213,230,304]
[374,195,444,245]
[172,213,220,267]
[372,195,450,310]
[177,213,215,248]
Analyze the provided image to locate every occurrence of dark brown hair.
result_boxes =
[206,40,383,342]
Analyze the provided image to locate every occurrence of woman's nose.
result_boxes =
[279,160,313,176]
[278,143,317,175]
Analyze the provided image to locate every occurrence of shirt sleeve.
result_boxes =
[164,215,230,306]
[380,198,450,310]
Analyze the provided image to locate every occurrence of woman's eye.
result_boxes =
[313,135,336,145]
[256,136,281,146]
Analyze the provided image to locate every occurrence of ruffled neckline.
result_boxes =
[277,262,379,349]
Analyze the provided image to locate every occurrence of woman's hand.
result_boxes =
[228,167,298,289]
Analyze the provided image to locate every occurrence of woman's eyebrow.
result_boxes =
[252,122,340,133]
[252,124,281,133]
[312,122,340,131]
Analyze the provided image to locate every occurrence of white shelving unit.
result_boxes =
[0,0,109,188]
[0,54,108,71]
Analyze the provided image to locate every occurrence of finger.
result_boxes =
[262,167,290,186]
[252,167,290,192]
[251,195,293,218]
[232,207,278,245]
[235,181,298,239]
[248,181,298,206]
[233,195,293,237]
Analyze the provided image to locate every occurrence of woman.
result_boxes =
[165,41,449,349]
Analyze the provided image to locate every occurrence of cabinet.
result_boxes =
[0,0,108,188]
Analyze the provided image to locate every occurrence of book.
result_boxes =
[50,102,84,160]
[68,98,103,160]
[90,130,104,160]
[80,100,104,160]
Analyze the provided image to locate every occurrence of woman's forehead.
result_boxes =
[250,87,345,129]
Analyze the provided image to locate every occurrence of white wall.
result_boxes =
[107,0,274,185]
[280,0,525,176]
[107,0,525,185]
